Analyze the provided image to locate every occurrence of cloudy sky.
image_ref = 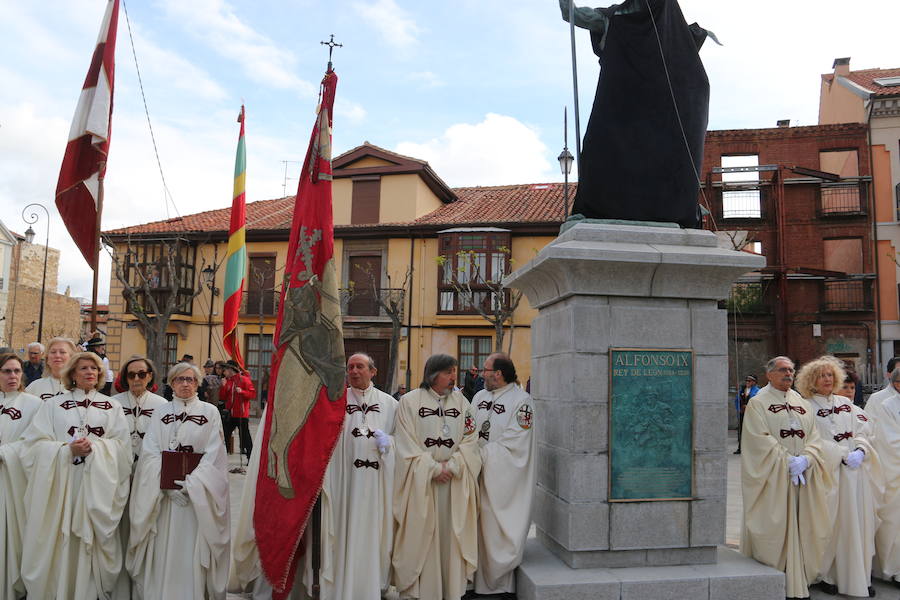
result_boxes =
[1,0,898,302]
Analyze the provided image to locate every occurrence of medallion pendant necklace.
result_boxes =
[168,398,194,451]
[481,386,512,438]
[74,389,93,438]
[130,391,144,446]
[780,390,801,431]
[353,387,374,436]
[436,394,451,437]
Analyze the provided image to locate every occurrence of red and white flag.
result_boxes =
[56,0,120,269]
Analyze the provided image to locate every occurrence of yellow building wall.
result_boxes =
[380,174,422,223]
[348,156,394,168]
[107,230,556,394]
[333,178,352,225]
[333,172,445,225]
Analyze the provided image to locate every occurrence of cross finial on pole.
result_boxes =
[320,34,343,70]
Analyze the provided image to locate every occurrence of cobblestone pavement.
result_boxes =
[225,421,898,598]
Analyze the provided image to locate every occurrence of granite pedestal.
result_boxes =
[505,223,783,599]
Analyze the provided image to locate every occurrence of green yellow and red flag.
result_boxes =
[222,105,247,368]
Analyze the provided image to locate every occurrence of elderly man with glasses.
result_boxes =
[23,342,44,386]
[740,356,841,599]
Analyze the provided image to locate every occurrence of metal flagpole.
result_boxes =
[568,0,583,176]
[92,165,106,334]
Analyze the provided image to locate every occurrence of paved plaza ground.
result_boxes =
[226,420,899,599]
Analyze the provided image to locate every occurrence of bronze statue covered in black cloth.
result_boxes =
[560,0,715,229]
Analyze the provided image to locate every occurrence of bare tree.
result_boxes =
[438,248,522,352]
[103,234,209,384]
[345,265,411,393]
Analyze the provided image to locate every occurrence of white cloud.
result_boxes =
[409,71,445,88]
[158,0,316,97]
[395,113,554,187]
[126,26,228,102]
[354,0,422,49]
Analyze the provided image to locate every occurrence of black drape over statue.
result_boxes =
[560,0,713,229]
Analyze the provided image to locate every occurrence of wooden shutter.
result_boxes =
[351,178,381,224]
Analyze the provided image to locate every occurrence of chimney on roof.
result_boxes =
[776,119,790,128]
[833,57,851,76]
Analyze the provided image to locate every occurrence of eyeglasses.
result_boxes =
[0,368,22,375]
[774,367,794,374]
[172,376,196,384]
[127,370,150,379]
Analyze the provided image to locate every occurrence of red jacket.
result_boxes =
[219,372,256,419]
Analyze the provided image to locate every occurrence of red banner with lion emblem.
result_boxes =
[254,68,346,598]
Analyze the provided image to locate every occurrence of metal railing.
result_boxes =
[721,187,763,220]
[819,181,866,216]
[240,290,279,316]
[822,279,873,312]
[339,287,405,318]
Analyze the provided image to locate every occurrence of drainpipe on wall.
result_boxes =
[866,98,883,370]
[405,228,415,389]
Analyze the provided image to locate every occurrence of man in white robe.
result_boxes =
[307,352,398,599]
[0,362,43,600]
[20,377,131,599]
[799,357,882,597]
[870,368,900,590]
[740,356,840,599]
[472,353,535,597]
[393,353,481,600]
[127,364,230,600]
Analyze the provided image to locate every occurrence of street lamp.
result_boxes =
[201,264,219,361]
[559,106,576,221]
[21,203,50,344]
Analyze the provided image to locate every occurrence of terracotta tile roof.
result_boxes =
[105,183,569,237]
[413,183,571,226]
[105,196,296,235]
[825,67,900,97]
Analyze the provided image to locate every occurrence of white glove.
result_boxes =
[845,449,865,470]
[166,480,190,506]
[790,472,806,486]
[788,455,809,477]
[373,429,391,455]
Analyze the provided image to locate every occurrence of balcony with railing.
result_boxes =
[819,181,867,217]
[822,279,874,312]
[339,287,405,319]
[240,289,279,317]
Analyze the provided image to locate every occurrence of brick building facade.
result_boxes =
[702,123,876,388]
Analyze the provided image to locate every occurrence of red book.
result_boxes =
[160,451,202,489]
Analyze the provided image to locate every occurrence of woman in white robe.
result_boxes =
[796,357,882,597]
[0,353,42,599]
[112,355,168,599]
[128,361,230,600]
[24,336,78,401]
[20,351,131,600]
[870,368,900,590]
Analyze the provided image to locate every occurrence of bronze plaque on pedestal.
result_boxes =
[609,348,693,502]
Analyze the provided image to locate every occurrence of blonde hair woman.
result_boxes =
[0,353,42,599]
[796,356,882,597]
[25,337,78,401]
[19,352,131,599]
[127,362,230,599]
